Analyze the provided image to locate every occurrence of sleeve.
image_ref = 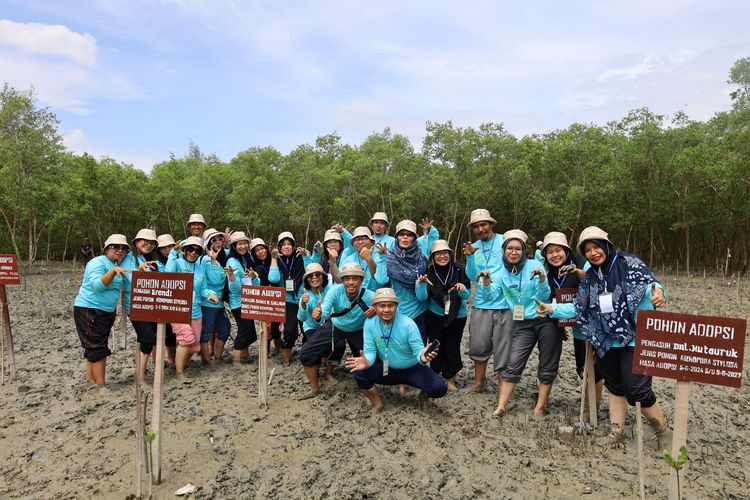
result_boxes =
[417,225,439,257]
[363,320,377,367]
[479,280,502,302]
[320,287,337,319]
[310,248,323,264]
[550,302,575,319]
[89,260,109,292]
[227,264,243,295]
[268,264,281,285]
[535,270,551,302]
[203,259,227,287]
[199,273,213,301]
[373,258,390,286]
[341,229,353,251]
[165,249,181,272]
[415,280,428,302]
[465,253,479,281]
[458,285,471,301]
[407,320,426,365]
[297,295,309,322]
[303,254,316,267]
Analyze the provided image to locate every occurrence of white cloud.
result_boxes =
[62,127,159,172]
[0,19,97,66]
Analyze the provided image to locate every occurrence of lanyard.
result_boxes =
[553,274,567,289]
[278,255,295,275]
[516,271,523,304]
[381,321,394,358]
[435,265,454,288]
[596,253,619,285]
[480,235,496,269]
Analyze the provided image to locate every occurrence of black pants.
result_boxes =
[299,320,363,367]
[132,320,157,355]
[426,311,466,379]
[281,303,302,349]
[231,308,258,350]
[74,306,115,362]
[502,317,563,385]
[573,337,604,382]
[598,346,656,407]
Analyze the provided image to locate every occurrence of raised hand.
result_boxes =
[534,298,552,317]
[476,270,491,287]
[174,240,184,254]
[313,241,324,255]
[207,248,219,262]
[363,306,376,318]
[359,246,372,261]
[207,292,220,304]
[244,268,258,279]
[530,268,546,284]
[345,350,370,372]
[558,264,577,277]
[650,284,666,308]
[419,218,433,235]
[311,304,322,321]
[328,247,339,260]
[270,248,279,260]
[420,343,438,363]
[301,290,310,308]
[416,274,434,286]
[375,243,390,256]
[138,261,156,272]
[462,242,479,256]
[331,224,345,233]
[296,247,311,257]
[224,266,237,282]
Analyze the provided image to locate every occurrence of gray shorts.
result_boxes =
[468,308,513,373]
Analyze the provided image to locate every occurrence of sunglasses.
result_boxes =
[506,247,523,253]
[184,246,202,254]
[108,244,129,251]
[308,272,324,279]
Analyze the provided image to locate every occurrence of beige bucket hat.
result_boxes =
[368,212,390,228]
[202,228,223,247]
[395,220,418,236]
[133,228,157,244]
[467,208,497,228]
[303,262,326,281]
[181,236,204,252]
[102,234,129,251]
[339,262,366,278]
[156,234,176,248]
[502,229,528,246]
[277,231,295,246]
[249,238,268,252]
[371,287,401,305]
[186,213,206,227]
[429,239,453,258]
[351,226,374,240]
[577,226,612,254]
[541,231,572,253]
[323,229,343,243]
[229,231,251,246]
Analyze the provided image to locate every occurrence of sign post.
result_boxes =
[634,310,746,500]
[0,254,21,384]
[129,271,193,486]
[241,285,286,407]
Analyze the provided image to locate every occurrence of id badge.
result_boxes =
[382,358,389,376]
[513,304,525,321]
[444,298,451,316]
[599,293,614,314]
[241,276,253,286]
[285,279,295,292]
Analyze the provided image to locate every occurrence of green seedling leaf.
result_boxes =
[144,431,157,442]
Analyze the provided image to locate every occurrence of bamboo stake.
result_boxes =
[1,310,4,385]
[134,339,142,498]
[636,402,646,500]
[259,321,268,407]
[151,323,166,485]
[119,290,127,350]
[585,341,597,427]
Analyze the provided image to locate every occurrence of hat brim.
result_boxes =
[467,217,497,229]
[339,271,365,279]
[372,296,401,305]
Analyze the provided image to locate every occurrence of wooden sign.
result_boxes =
[241,285,286,322]
[554,288,577,327]
[0,255,20,285]
[634,310,746,388]
[128,272,193,324]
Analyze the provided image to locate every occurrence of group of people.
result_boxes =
[73,208,670,446]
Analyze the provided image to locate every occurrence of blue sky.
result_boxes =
[1,1,748,171]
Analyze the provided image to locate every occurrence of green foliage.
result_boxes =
[144,430,156,443]
[663,445,690,471]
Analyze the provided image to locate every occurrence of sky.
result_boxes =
[1,1,748,171]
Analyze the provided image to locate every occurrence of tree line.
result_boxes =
[1,58,749,275]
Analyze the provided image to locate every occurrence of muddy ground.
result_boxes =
[0,264,748,499]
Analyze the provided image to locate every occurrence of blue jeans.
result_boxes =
[353,358,448,398]
[201,306,231,343]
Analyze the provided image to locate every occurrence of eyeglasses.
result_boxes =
[184,246,202,254]
[108,245,129,251]
[212,236,225,242]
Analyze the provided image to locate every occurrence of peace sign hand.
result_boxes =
[376,243,390,256]
[462,242,479,256]
[419,218,433,235]
[530,268,546,284]
[534,298,552,317]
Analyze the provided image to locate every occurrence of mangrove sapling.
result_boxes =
[143,391,155,497]
[664,445,689,499]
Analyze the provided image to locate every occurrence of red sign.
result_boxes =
[241,285,286,322]
[129,272,193,324]
[554,288,577,327]
[633,310,746,388]
[0,254,20,285]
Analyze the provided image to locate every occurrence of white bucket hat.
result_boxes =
[323,229,343,243]
[181,236,204,252]
[133,228,157,244]
[303,262,326,281]
[502,229,528,246]
[338,262,366,278]
[371,288,401,305]
[186,213,206,227]
[351,226,374,240]
[277,231,295,246]
[577,226,612,254]
[429,239,453,259]
[542,231,572,253]
[395,220,418,237]
[368,212,390,228]
[156,234,176,248]
[102,234,129,251]
[229,231,251,246]
[202,228,223,248]
[249,238,268,253]
[467,209,497,229]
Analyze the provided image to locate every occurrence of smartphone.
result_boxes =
[424,339,440,357]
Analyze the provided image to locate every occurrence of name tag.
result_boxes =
[513,304,525,321]
[599,293,614,314]
[285,279,295,292]
[444,298,451,316]
[382,358,389,376]
[241,276,253,286]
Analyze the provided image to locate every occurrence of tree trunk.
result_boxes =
[62,223,72,262]
[0,208,21,262]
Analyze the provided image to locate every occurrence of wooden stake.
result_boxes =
[585,341,597,427]
[118,290,127,351]
[669,381,691,500]
[258,321,268,408]
[636,402,646,500]
[134,340,142,498]
[0,285,16,381]
[151,322,166,485]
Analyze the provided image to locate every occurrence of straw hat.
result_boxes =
[323,229,343,243]
[186,213,206,227]
[249,238,268,252]
[229,231,251,246]
[429,239,453,258]
[156,234,176,248]
[541,232,572,253]
[102,234,129,251]
[577,226,612,254]
[502,229,528,246]
[181,236,204,251]
[303,263,326,281]
[277,231,295,246]
[133,228,157,244]
[368,212,390,228]
[371,288,401,305]
[351,226,374,240]
[338,262,365,278]
[395,220,417,236]
[467,208,497,228]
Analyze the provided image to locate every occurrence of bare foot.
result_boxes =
[398,384,406,397]
[446,380,457,391]
[492,406,506,417]
[466,381,484,393]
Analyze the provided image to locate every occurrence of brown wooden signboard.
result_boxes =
[554,288,577,327]
[241,285,286,322]
[634,309,746,388]
[0,255,20,285]
[128,272,193,324]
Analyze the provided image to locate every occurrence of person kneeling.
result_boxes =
[345,288,447,413]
